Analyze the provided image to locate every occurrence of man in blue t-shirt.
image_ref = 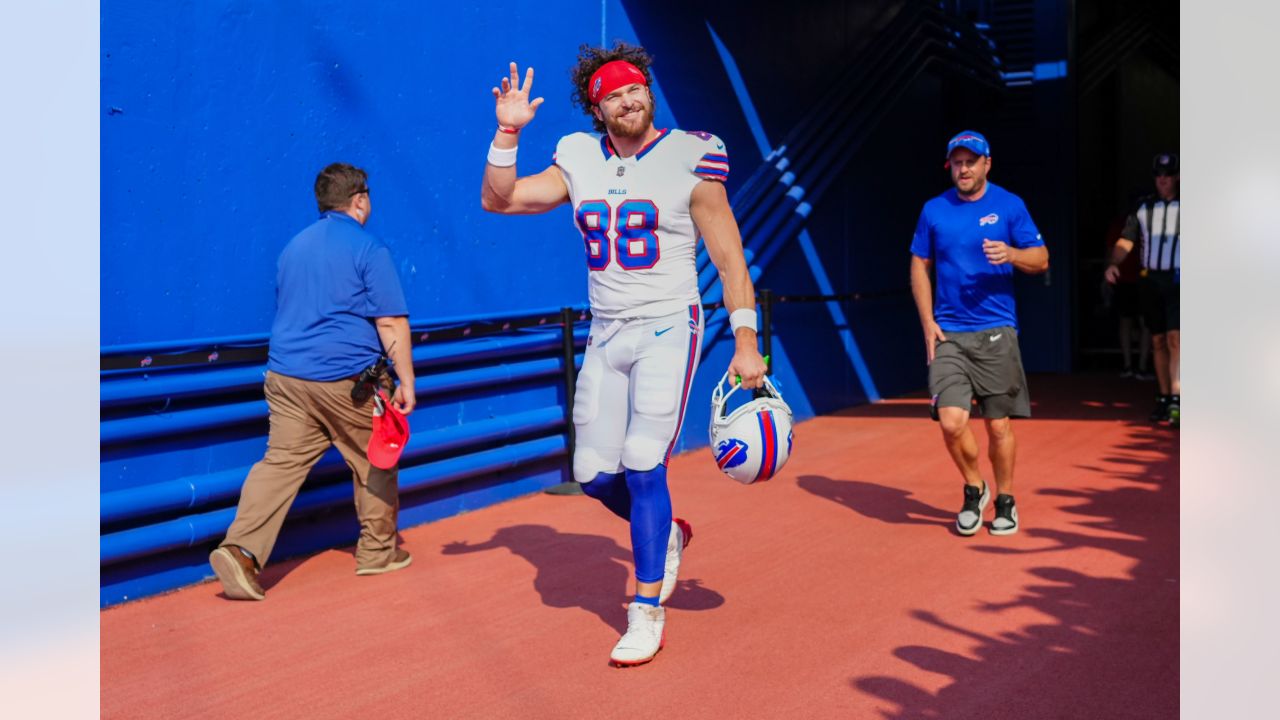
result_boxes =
[909,130,1050,538]
[210,163,417,601]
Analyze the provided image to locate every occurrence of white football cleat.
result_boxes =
[659,518,692,604]
[610,602,666,667]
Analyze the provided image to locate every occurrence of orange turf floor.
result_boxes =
[102,373,1178,719]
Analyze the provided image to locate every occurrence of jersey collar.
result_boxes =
[599,128,671,161]
[320,210,361,225]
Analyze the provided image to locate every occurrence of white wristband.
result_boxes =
[487,143,518,167]
[729,308,757,334]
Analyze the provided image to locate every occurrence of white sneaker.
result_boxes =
[610,602,666,666]
[956,481,990,536]
[659,518,693,604]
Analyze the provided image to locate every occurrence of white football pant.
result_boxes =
[572,304,703,483]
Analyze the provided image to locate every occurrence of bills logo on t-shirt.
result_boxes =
[979,213,1000,227]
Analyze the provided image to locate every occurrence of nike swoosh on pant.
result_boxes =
[655,327,673,336]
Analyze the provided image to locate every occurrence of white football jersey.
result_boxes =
[554,128,730,320]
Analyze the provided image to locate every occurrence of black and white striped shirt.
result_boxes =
[1121,195,1180,271]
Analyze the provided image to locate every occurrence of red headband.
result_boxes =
[588,60,648,105]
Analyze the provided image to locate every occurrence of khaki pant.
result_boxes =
[221,370,399,570]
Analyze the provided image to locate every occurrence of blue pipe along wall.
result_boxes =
[102,0,1074,606]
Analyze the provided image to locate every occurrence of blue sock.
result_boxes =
[625,465,673,585]
[580,471,630,520]
[634,593,660,607]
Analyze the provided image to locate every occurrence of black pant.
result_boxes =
[1139,271,1179,334]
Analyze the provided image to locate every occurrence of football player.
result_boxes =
[480,43,766,666]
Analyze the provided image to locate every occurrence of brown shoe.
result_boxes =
[209,545,266,600]
[355,549,412,576]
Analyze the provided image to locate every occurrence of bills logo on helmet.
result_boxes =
[979,213,999,226]
[709,372,794,485]
[715,438,749,470]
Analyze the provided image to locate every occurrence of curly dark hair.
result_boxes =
[569,41,657,133]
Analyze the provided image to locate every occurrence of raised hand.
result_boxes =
[492,61,545,131]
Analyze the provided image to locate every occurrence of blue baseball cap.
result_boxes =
[946,130,990,159]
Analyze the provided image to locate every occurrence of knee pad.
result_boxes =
[621,437,669,473]
[573,446,623,485]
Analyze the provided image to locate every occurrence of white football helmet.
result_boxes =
[708,371,794,484]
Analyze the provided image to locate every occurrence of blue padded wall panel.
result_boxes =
[104,1,604,345]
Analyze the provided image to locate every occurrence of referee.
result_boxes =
[1106,153,1180,427]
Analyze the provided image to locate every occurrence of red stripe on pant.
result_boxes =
[665,304,700,464]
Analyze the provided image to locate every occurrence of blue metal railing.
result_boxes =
[101,307,590,584]
[101,435,567,565]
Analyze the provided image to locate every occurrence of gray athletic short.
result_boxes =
[928,325,1031,420]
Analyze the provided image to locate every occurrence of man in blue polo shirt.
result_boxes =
[909,131,1049,537]
[209,162,416,600]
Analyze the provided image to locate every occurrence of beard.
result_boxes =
[955,175,986,197]
[604,102,655,139]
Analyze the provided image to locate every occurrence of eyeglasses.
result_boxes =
[349,187,370,197]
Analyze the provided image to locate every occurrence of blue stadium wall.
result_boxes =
[101,0,1074,605]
